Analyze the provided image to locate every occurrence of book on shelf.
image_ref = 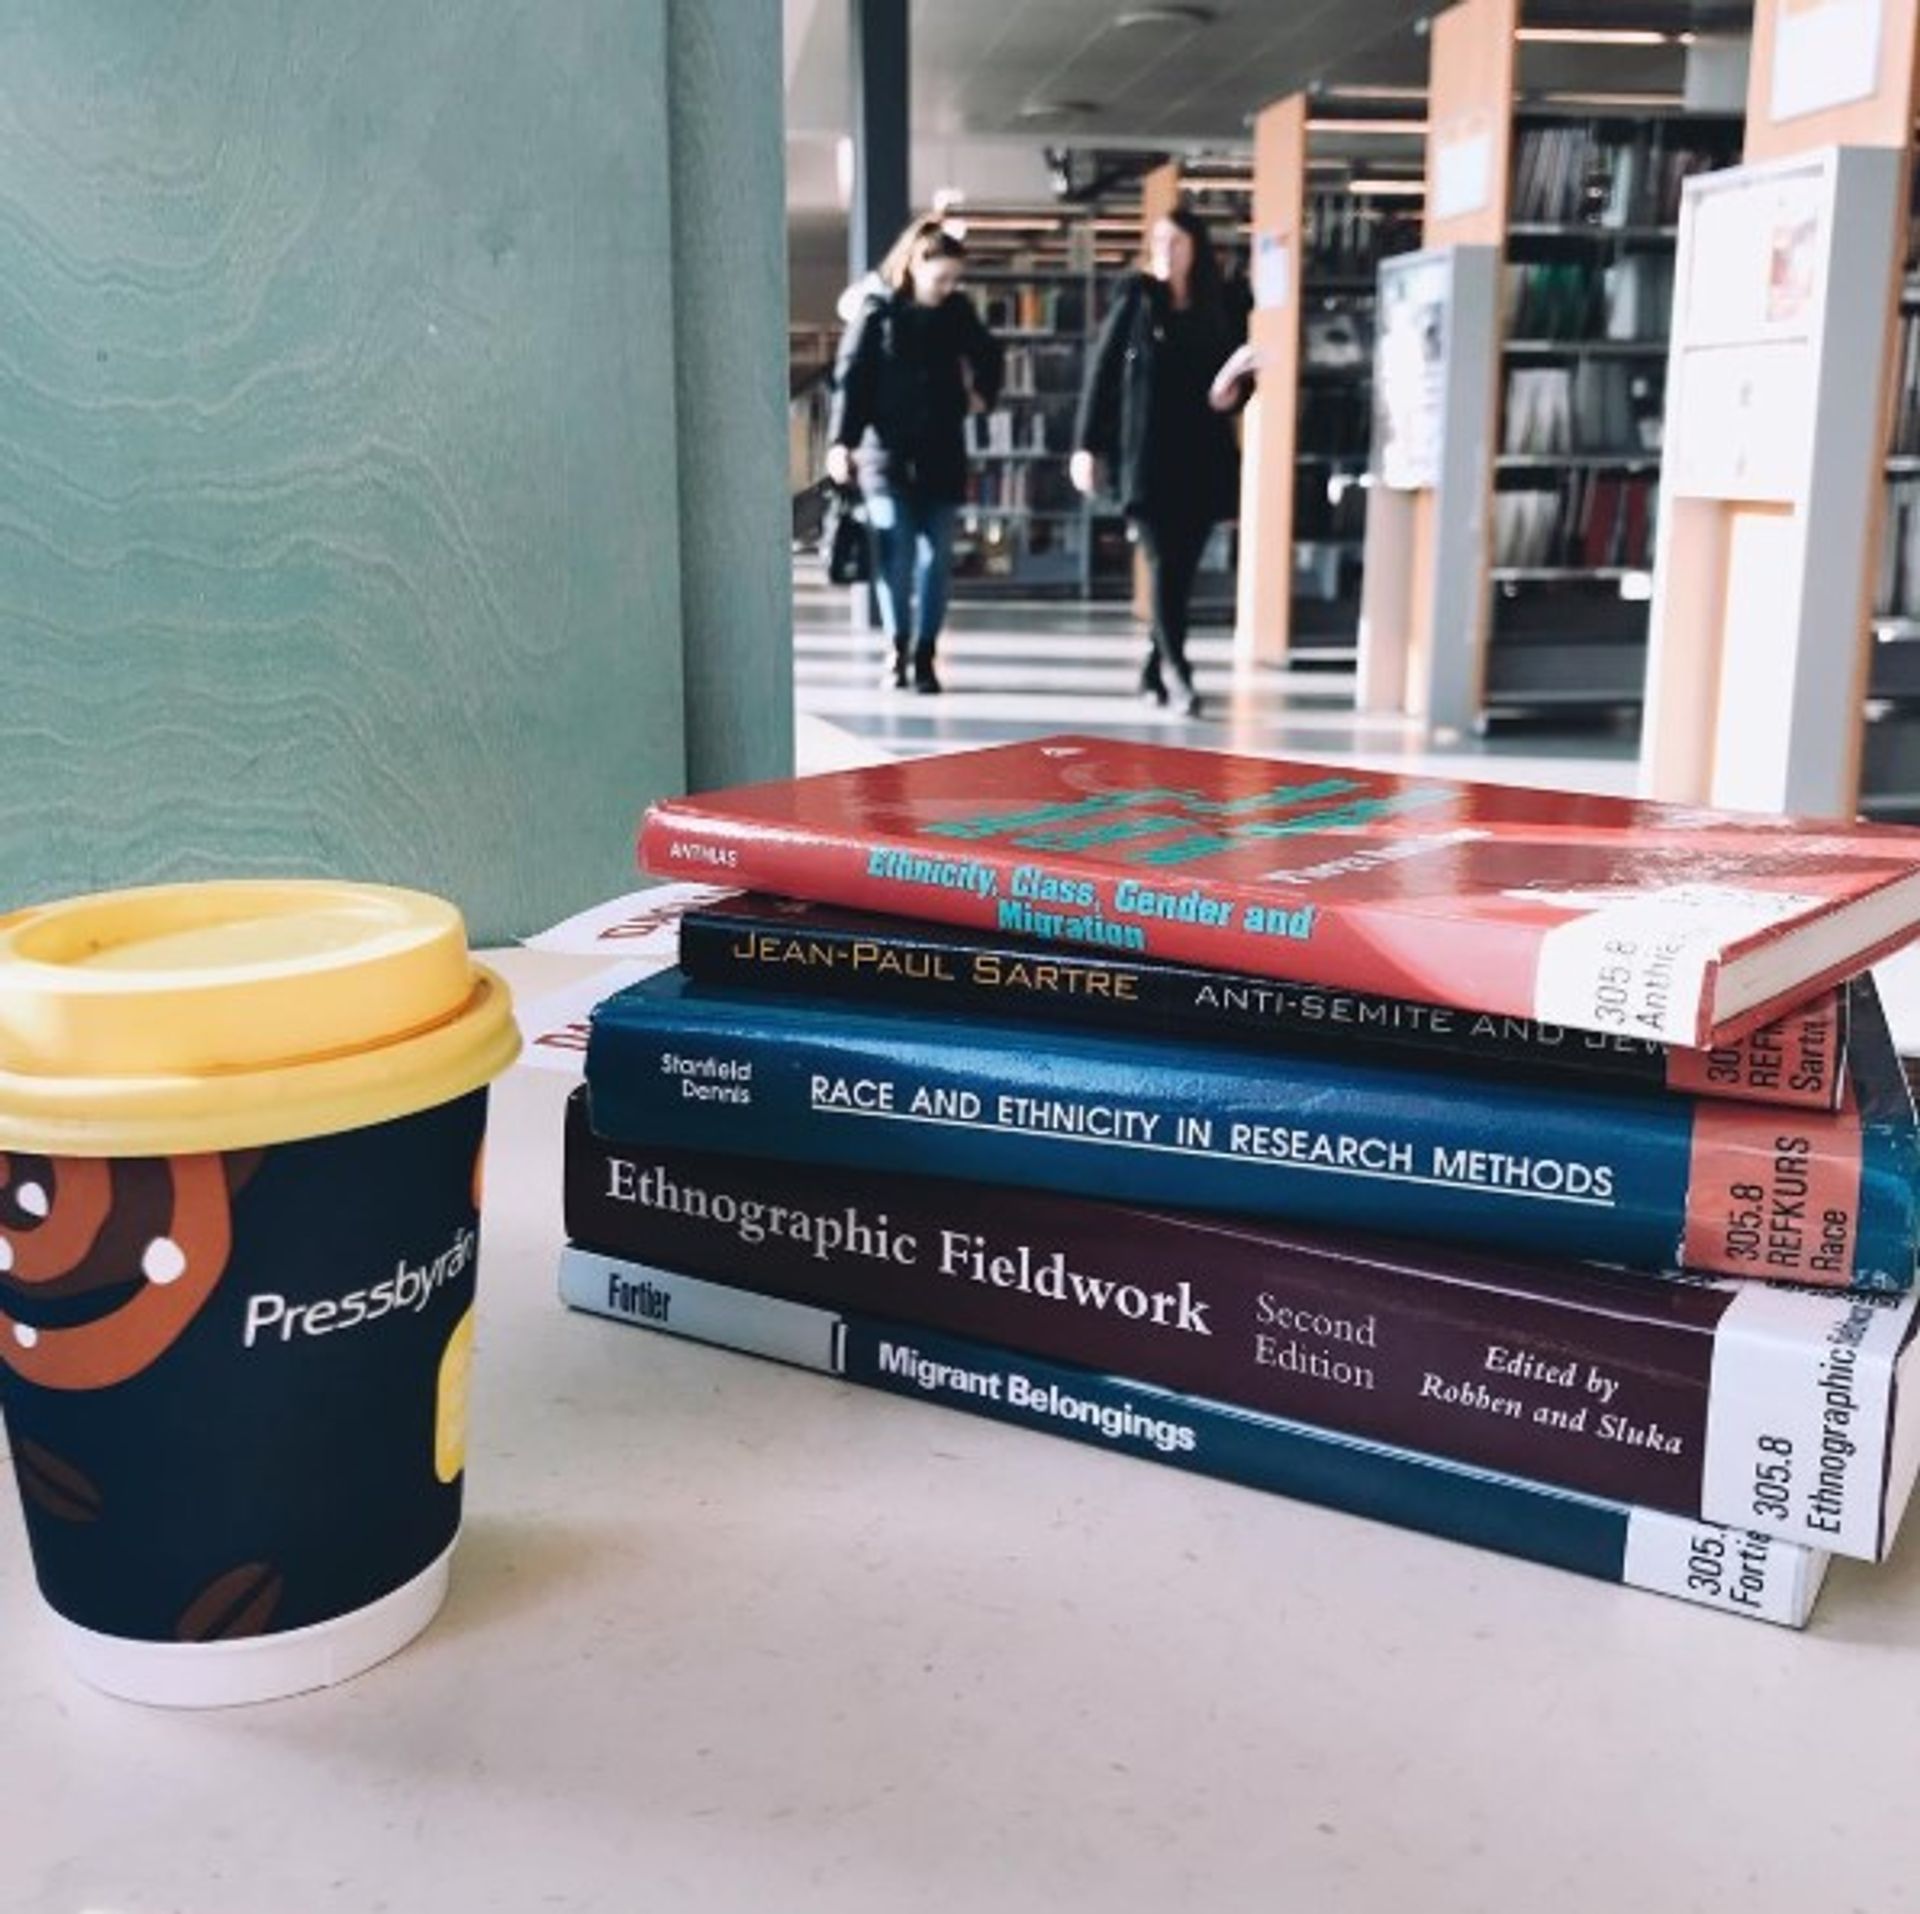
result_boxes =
[562,1096,1920,1562]
[1505,261,1604,341]
[583,966,1919,1290]
[1890,314,1920,458]
[676,894,1853,1112]
[1494,473,1657,571]
[1505,368,1573,455]
[557,1245,1830,1628]
[1604,255,1675,342]
[1504,364,1660,456]
[968,282,1087,335]
[1880,479,1920,622]
[1301,192,1419,280]
[1511,123,1732,229]
[635,733,1920,1048]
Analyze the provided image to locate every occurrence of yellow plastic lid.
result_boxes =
[0,880,520,1155]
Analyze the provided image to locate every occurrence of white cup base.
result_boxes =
[49,1537,457,1708]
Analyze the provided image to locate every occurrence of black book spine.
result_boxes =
[679,900,1678,1094]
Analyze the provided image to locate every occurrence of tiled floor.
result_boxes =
[793,570,1641,797]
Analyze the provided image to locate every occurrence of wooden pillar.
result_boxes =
[1643,0,1920,812]
[1233,96,1307,668]
[1406,0,1514,721]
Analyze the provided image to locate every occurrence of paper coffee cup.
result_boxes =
[0,881,519,1706]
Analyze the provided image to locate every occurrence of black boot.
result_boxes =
[1170,666,1203,718]
[912,654,942,694]
[1138,656,1169,707]
[882,641,909,690]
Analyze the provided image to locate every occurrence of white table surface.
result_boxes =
[9,941,1920,1914]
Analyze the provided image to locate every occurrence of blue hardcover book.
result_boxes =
[584,970,1919,1290]
[557,1246,1829,1627]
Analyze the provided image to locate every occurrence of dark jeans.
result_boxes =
[1132,511,1215,689]
[865,490,957,663]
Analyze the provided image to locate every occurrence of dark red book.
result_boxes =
[637,735,1920,1048]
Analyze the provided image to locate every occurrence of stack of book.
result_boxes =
[563,736,1920,1628]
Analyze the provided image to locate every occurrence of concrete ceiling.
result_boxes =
[785,1,1748,144]
[787,0,1435,142]
[784,1,1752,231]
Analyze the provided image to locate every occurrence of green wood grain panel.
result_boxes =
[667,0,795,791]
[0,1,704,942]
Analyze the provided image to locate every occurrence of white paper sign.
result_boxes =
[1771,0,1882,123]
[1432,128,1491,224]
[513,960,664,1076]
[1374,254,1450,492]
[1253,231,1291,311]
[524,883,737,957]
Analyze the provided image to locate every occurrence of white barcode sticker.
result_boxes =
[1622,1509,1824,1626]
[1702,1287,1914,1560]
[1531,885,1821,1043]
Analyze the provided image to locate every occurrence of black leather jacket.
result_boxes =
[1075,272,1242,522]
[828,287,1004,503]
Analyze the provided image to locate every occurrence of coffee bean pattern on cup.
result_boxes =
[14,1438,103,1525]
[0,1094,487,1647]
[175,1562,287,1643]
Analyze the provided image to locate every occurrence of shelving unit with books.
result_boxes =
[1641,0,1920,821]
[1291,191,1419,663]
[1484,110,1742,727]
[1235,93,1425,667]
[954,265,1104,597]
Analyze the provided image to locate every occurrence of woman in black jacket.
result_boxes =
[1072,207,1256,717]
[827,219,1004,693]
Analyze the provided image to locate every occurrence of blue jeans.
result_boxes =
[865,491,957,662]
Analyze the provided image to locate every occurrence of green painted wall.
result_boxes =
[667,0,795,793]
[0,0,790,942]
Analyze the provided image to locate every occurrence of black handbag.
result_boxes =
[824,485,871,586]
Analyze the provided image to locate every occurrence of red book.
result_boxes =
[637,735,1920,1048]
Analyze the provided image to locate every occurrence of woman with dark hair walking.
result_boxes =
[827,217,1004,693]
[1072,207,1257,717]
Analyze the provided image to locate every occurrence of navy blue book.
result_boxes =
[557,1246,1828,1627]
[677,893,1855,1113]
[584,969,1920,1290]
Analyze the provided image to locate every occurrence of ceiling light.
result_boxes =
[1348,178,1427,197]
[1309,117,1429,136]
[1318,84,1428,102]
[1114,5,1216,26]
[1017,98,1101,121]
[1517,27,1684,46]
[1534,90,1686,108]
[954,215,1066,231]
